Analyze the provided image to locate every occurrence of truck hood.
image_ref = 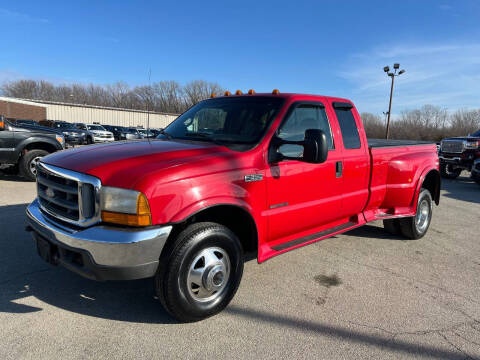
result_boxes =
[9,122,61,136]
[41,139,228,188]
[442,136,480,141]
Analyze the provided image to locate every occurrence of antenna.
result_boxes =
[146,68,151,142]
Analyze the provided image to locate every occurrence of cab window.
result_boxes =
[277,104,333,157]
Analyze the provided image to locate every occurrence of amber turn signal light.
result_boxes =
[101,193,152,227]
[224,91,231,96]
[248,89,255,95]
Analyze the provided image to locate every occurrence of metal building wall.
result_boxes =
[44,103,178,128]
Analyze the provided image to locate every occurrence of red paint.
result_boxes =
[42,93,440,263]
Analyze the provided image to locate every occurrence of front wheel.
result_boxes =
[19,149,48,181]
[155,222,244,322]
[398,189,433,240]
[440,162,461,179]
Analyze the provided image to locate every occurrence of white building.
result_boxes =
[0,97,178,129]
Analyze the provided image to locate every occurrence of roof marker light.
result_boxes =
[210,92,216,98]
[272,89,280,95]
[248,89,255,95]
[224,91,231,96]
[235,90,243,95]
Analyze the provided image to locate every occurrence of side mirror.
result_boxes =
[303,129,328,164]
[269,129,328,164]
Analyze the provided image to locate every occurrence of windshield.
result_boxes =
[126,128,138,133]
[87,125,106,131]
[55,122,76,129]
[472,129,480,137]
[161,96,284,148]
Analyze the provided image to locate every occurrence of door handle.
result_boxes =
[336,161,343,178]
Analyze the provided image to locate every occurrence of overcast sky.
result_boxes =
[1,0,479,114]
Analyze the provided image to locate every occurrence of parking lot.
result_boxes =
[0,172,479,359]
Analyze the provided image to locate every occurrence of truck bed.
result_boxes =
[368,138,435,148]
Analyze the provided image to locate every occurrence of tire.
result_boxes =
[383,218,401,235]
[19,149,49,181]
[440,162,461,179]
[155,222,244,322]
[86,136,93,145]
[398,189,433,240]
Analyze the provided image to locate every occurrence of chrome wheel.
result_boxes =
[415,198,431,233]
[187,247,231,302]
[29,156,43,176]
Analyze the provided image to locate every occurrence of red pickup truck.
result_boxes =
[26,91,440,322]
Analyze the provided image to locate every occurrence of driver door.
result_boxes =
[264,102,343,249]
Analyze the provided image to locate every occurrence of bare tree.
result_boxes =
[183,80,224,105]
[361,112,385,138]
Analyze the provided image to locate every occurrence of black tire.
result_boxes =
[398,189,433,240]
[440,162,461,179]
[383,218,401,235]
[86,136,93,145]
[155,222,244,322]
[19,149,49,181]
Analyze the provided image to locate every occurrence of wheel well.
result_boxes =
[23,142,57,154]
[422,170,441,205]
[170,205,258,254]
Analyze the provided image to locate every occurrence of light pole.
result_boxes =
[383,63,405,139]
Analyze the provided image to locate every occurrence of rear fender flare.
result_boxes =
[412,168,441,208]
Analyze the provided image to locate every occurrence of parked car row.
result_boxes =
[12,119,164,147]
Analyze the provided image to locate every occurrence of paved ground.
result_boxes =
[0,171,479,360]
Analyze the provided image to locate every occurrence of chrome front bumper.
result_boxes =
[26,198,172,280]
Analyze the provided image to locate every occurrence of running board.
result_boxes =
[271,221,357,252]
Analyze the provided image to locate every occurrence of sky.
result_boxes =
[1,0,480,115]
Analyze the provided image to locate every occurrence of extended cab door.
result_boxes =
[264,102,343,251]
[329,101,370,218]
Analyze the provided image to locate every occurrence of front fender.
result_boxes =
[16,136,63,155]
[170,196,256,224]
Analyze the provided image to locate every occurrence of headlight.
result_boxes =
[100,186,152,226]
[465,140,479,149]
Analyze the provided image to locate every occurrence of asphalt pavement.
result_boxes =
[0,171,479,359]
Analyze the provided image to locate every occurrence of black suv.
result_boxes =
[39,120,93,145]
[439,129,480,179]
[0,116,65,180]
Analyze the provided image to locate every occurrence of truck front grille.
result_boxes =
[441,140,464,153]
[36,163,101,227]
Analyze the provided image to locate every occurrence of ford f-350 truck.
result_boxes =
[26,92,440,322]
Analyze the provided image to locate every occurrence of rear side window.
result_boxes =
[334,104,361,149]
